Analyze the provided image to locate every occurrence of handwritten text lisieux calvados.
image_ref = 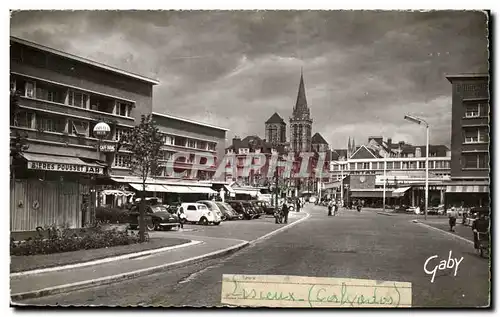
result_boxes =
[221,274,412,308]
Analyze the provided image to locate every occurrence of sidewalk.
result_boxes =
[419,218,474,243]
[11,211,309,301]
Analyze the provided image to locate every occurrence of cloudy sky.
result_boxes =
[10,10,488,149]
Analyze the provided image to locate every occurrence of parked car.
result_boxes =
[129,204,180,231]
[428,204,446,215]
[227,200,257,220]
[197,200,225,220]
[178,203,221,225]
[258,201,275,215]
[216,202,243,220]
[406,206,419,214]
[308,196,318,204]
[250,201,265,215]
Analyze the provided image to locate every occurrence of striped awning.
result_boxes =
[189,186,217,194]
[446,185,489,193]
[129,183,171,192]
[350,190,392,198]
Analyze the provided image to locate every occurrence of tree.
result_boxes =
[10,91,29,210]
[123,114,163,242]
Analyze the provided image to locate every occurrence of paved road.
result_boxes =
[20,205,490,307]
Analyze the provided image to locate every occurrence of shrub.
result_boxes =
[95,207,130,224]
[10,226,142,256]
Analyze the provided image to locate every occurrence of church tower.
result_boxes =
[265,112,286,144]
[290,69,313,152]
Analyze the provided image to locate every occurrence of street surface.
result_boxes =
[19,205,490,307]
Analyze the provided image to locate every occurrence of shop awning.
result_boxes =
[350,190,392,198]
[129,183,171,192]
[446,185,489,193]
[233,188,259,197]
[392,187,412,197]
[224,185,236,194]
[21,153,104,174]
[189,186,217,194]
[165,185,194,194]
[100,190,135,196]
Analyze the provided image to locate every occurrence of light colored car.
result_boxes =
[197,200,225,220]
[178,203,221,225]
[308,196,318,203]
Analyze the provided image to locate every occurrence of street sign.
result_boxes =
[99,144,116,153]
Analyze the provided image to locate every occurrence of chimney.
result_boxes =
[387,138,392,148]
[232,136,241,145]
[415,147,422,158]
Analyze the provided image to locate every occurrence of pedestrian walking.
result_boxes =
[327,200,333,216]
[296,199,301,213]
[282,202,290,224]
[449,207,458,232]
[334,200,339,216]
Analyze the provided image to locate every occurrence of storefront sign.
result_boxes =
[99,144,116,153]
[28,161,103,174]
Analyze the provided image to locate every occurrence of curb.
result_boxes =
[412,220,474,245]
[11,241,249,302]
[251,212,310,245]
[376,212,396,216]
[11,240,203,277]
[11,213,311,302]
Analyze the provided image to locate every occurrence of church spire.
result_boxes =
[293,69,309,118]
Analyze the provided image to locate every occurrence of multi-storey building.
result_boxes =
[445,74,490,207]
[329,137,451,207]
[10,36,158,231]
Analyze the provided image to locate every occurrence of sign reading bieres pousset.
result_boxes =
[28,161,103,174]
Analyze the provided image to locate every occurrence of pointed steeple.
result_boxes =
[293,69,310,119]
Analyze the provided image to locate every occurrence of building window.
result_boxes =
[187,139,196,148]
[197,141,207,150]
[465,104,480,117]
[114,128,129,141]
[402,162,409,169]
[116,101,131,117]
[349,163,355,170]
[419,161,426,169]
[386,162,393,169]
[393,162,401,169]
[114,154,130,168]
[463,154,488,169]
[175,137,186,147]
[70,120,89,137]
[479,128,489,143]
[162,135,174,145]
[25,81,35,98]
[208,142,216,151]
[68,90,89,108]
[36,115,65,133]
[363,163,369,169]
[12,110,34,128]
[10,78,16,93]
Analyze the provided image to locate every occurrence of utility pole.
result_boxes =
[275,165,279,208]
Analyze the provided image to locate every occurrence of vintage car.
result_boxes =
[215,202,243,220]
[128,204,180,231]
[178,202,221,225]
[227,200,259,220]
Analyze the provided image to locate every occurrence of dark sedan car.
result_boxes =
[129,204,181,231]
[227,200,258,220]
[216,202,243,220]
[250,201,265,215]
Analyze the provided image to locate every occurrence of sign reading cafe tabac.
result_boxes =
[28,161,103,175]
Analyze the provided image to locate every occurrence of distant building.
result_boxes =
[329,136,451,207]
[265,112,287,145]
[445,74,490,207]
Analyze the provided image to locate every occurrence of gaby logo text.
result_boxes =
[424,251,464,283]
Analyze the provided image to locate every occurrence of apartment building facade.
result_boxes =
[329,137,451,207]
[445,74,490,207]
[10,36,158,231]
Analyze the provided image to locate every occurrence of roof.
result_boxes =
[332,149,348,161]
[152,112,229,131]
[265,112,285,124]
[311,132,329,145]
[11,36,160,85]
[446,73,489,83]
[400,144,450,157]
[226,135,289,155]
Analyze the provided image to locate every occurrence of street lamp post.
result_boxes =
[91,122,111,225]
[383,153,387,212]
[404,115,429,220]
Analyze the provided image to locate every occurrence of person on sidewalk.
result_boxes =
[334,200,339,216]
[327,200,333,216]
[296,199,301,213]
[282,201,290,224]
[472,212,489,249]
[448,207,458,232]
